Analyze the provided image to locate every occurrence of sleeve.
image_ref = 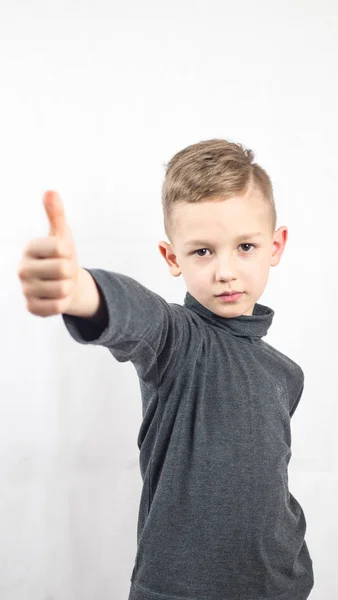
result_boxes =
[289,375,305,418]
[61,268,182,383]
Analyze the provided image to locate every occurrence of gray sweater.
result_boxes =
[62,268,314,600]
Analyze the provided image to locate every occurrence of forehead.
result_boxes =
[171,194,270,242]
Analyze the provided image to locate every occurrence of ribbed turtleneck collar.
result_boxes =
[183,291,274,341]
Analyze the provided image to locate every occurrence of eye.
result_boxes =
[239,243,256,253]
[193,248,210,257]
[192,244,257,257]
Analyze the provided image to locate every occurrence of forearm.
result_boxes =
[64,268,109,328]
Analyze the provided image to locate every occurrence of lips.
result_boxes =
[218,292,242,296]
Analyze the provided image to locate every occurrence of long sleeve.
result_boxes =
[61,268,183,384]
[289,379,304,418]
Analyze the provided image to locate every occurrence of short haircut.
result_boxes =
[162,139,277,242]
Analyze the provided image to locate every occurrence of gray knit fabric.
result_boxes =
[62,268,314,600]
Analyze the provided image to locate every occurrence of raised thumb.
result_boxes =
[43,190,73,243]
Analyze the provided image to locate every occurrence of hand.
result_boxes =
[17,191,80,317]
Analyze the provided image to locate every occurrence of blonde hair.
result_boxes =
[161,139,277,242]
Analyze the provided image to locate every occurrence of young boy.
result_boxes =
[18,139,314,600]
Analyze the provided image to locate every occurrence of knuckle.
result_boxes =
[54,299,65,314]
[50,299,60,313]
[26,297,60,317]
[17,263,26,279]
[55,241,63,255]
[23,241,32,256]
[21,281,30,296]
[57,260,70,279]
[26,299,38,315]
[55,240,69,257]
[58,281,71,298]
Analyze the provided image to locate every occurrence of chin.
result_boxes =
[216,298,254,318]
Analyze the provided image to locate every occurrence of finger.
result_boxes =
[24,237,72,259]
[43,190,69,239]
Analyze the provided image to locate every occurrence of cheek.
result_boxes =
[239,260,265,283]
[247,260,269,282]
[186,268,208,288]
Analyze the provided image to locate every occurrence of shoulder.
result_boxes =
[261,339,304,385]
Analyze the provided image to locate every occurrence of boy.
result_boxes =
[18,139,314,599]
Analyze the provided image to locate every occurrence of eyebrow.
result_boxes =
[183,232,264,247]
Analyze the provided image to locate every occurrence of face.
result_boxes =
[158,189,288,317]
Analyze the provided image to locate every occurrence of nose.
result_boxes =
[214,255,235,281]
[215,265,234,281]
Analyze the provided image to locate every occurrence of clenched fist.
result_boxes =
[17,191,80,317]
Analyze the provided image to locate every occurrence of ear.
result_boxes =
[271,226,288,267]
[158,241,182,277]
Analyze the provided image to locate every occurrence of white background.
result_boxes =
[1,1,337,598]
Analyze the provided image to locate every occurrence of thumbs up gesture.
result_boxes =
[18,191,80,317]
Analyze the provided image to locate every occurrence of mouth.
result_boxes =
[216,291,243,301]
